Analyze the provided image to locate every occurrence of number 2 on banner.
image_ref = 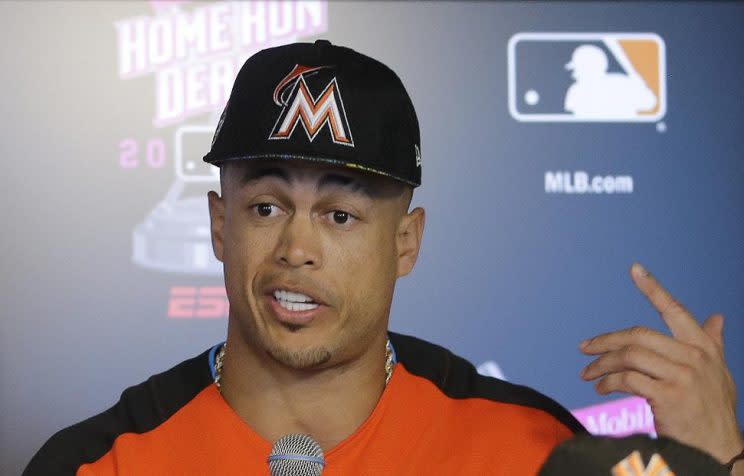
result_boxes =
[119,138,166,168]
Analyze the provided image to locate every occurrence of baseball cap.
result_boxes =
[538,433,729,476]
[204,40,422,187]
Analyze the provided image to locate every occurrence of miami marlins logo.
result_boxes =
[611,451,675,476]
[268,64,354,147]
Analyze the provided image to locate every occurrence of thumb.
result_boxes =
[702,313,725,350]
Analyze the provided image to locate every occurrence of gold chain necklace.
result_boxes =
[214,340,394,390]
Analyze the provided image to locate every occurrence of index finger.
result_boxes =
[630,262,706,345]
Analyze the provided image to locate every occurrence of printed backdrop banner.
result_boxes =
[2,2,743,473]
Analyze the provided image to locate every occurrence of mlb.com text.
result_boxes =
[545,171,634,194]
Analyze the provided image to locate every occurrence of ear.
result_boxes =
[207,191,225,263]
[396,207,425,278]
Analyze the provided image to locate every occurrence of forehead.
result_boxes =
[223,159,402,197]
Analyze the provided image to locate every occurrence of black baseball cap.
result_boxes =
[538,433,729,476]
[204,40,421,187]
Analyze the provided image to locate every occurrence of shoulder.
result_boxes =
[388,331,586,435]
[23,346,217,476]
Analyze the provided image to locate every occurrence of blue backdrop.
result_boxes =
[2,2,743,474]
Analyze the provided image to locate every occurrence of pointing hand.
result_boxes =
[580,263,744,470]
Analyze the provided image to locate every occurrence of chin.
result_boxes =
[264,338,333,370]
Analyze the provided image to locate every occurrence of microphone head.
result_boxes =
[268,433,325,476]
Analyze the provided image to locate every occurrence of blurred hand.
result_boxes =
[580,263,743,469]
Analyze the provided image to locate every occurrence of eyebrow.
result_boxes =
[318,173,364,193]
[240,167,366,194]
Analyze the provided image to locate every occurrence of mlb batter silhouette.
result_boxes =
[564,45,656,119]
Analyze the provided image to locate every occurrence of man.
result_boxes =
[25,40,743,475]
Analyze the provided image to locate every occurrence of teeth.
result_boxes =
[274,289,314,303]
[273,289,319,312]
[277,301,319,312]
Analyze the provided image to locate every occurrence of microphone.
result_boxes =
[268,434,325,476]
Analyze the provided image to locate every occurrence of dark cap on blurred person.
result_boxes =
[538,433,729,476]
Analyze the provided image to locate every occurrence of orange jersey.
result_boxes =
[25,332,584,475]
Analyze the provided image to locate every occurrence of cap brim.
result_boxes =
[205,153,420,187]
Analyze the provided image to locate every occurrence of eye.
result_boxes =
[253,203,282,217]
[326,210,356,226]
[332,211,349,224]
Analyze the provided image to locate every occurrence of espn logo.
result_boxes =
[508,33,666,122]
[168,286,229,319]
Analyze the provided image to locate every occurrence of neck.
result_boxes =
[218,327,389,452]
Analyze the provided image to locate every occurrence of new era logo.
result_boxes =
[611,451,675,476]
[508,33,666,122]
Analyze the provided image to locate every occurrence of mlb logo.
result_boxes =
[507,33,666,122]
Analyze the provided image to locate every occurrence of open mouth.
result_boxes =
[273,289,320,312]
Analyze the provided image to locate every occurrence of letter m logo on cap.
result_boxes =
[269,64,354,147]
[611,451,675,476]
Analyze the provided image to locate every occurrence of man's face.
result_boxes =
[208,160,423,371]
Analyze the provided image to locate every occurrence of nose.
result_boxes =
[274,214,321,269]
